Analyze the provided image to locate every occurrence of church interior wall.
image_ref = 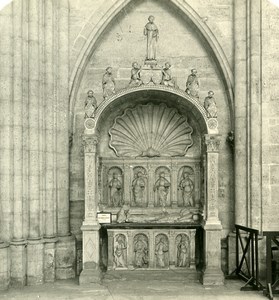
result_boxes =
[0,0,279,290]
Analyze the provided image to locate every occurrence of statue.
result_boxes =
[102,67,115,100]
[114,235,127,268]
[154,172,170,207]
[185,69,199,98]
[177,235,188,267]
[132,171,145,206]
[108,173,122,207]
[178,172,194,207]
[155,236,168,268]
[129,62,142,87]
[161,62,176,87]
[204,90,217,118]
[84,90,97,118]
[134,235,148,268]
[143,15,159,62]
[116,205,130,223]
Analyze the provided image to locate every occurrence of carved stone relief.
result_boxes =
[185,69,199,98]
[155,234,169,268]
[154,167,171,208]
[175,234,190,267]
[107,167,123,207]
[109,103,193,157]
[133,234,149,268]
[113,234,127,268]
[178,166,195,208]
[132,167,147,207]
[102,67,115,100]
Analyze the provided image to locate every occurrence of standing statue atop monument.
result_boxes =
[102,67,115,100]
[143,15,159,63]
[185,69,200,98]
[204,90,217,118]
[84,90,97,119]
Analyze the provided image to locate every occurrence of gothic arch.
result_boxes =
[69,0,234,132]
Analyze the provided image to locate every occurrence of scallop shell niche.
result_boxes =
[109,103,193,157]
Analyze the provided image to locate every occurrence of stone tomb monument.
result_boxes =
[80,15,223,286]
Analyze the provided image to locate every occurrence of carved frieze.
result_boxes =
[109,103,193,157]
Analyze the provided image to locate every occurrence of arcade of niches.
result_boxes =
[0,0,279,290]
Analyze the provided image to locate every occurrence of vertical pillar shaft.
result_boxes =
[57,0,70,237]
[171,163,178,207]
[249,0,262,230]
[234,0,248,226]
[80,134,101,284]
[44,0,56,238]
[202,134,224,286]
[28,0,40,240]
[12,0,24,242]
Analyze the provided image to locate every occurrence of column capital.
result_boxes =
[204,134,221,153]
[82,134,99,153]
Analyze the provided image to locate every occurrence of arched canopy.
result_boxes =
[85,86,217,135]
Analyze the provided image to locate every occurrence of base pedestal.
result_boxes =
[10,241,26,287]
[202,267,224,285]
[0,242,10,290]
[79,262,102,284]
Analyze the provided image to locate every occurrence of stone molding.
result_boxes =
[204,134,221,153]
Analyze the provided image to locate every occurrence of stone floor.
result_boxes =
[0,270,268,300]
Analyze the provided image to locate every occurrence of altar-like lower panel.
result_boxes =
[106,229,196,270]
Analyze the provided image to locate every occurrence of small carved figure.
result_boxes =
[227,130,234,149]
[155,237,168,268]
[154,172,170,207]
[129,62,142,87]
[134,235,148,268]
[177,235,188,267]
[116,205,130,223]
[144,15,159,61]
[114,235,127,268]
[161,62,176,87]
[102,67,115,100]
[84,90,97,118]
[132,171,146,206]
[108,173,122,207]
[204,91,217,118]
[178,172,194,207]
[185,69,200,98]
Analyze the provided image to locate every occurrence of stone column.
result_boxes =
[123,164,130,205]
[171,163,178,207]
[148,165,155,207]
[55,0,76,281]
[202,134,224,286]
[234,0,248,227]
[79,134,101,284]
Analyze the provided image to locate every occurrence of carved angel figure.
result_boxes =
[144,15,159,61]
[114,235,127,268]
[185,69,199,98]
[178,172,194,207]
[84,90,97,118]
[129,62,142,87]
[102,67,115,100]
[154,172,170,207]
[204,90,217,118]
[108,173,122,207]
[161,62,176,87]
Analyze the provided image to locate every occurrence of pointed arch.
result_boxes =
[69,0,233,131]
